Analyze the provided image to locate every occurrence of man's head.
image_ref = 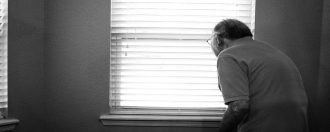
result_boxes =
[213,19,253,40]
[208,19,253,56]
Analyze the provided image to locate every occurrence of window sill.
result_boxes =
[99,114,221,127]
[0,119,19,131]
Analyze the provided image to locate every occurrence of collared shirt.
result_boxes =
[217,37,309,132]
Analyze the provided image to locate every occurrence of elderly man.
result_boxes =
[208,19,309,132]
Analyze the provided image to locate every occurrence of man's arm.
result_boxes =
[219,100,249,132]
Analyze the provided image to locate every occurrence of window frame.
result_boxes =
[0,0,8,119]
[101,0,256,127]
[0,0,20,130]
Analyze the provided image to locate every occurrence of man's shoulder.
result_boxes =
[217,40,284,66]
[218,42,255,59]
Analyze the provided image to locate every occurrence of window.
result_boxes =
[0,0,7,118]
[106,0,255,126]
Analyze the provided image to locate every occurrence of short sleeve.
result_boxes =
[217,56,249,105]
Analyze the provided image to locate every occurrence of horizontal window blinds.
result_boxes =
[110,0,255,114]
[0,0,7,111]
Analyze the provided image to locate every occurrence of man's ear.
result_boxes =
[222,38,233,47]
[223,38,230,43]
[217,37,224,46]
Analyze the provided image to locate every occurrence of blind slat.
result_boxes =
[111,65,217,72]
[110,58,215,65]
[112,3,252,10]
[110,108,225,116]
[113,101,226,108]
[111,71,216,77]
[111,83,218,90]
[112,34,209,40]
[112,15,251,23]
[112,9,252,17]
[111,76,217,83]
[111,48,212,53]
[111,21,251,28]
[111,39,210,46]
[112,0,252,4]
[112,89,221,96]
[111,27,212,35]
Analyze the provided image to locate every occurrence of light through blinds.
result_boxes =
[110,0,255,114]
[0,0,7,114]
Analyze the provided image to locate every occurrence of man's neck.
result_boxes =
[226,36,253,48]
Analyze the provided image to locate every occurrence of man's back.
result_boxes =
[218,38,309,132]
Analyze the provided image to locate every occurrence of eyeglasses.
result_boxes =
[206,32,222,45]
[206,38,212,45]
